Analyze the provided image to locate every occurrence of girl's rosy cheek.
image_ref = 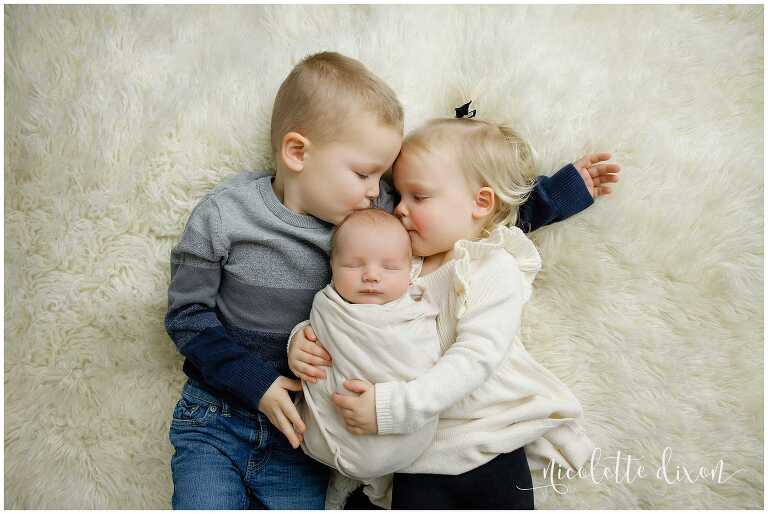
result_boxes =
[405,207,418,226]
[411,211,428,234]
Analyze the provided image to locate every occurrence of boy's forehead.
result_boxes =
[341,142,389,164]
[337,116,402,163]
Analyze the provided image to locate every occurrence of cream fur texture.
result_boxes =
[4,4,763,509]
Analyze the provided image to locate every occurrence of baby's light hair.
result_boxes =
[330,208,411,261]
[402,118,537,238]
[270,51,404,155]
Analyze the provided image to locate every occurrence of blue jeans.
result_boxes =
[168,378,330,509]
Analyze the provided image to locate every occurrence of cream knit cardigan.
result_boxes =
[330,225,595,509]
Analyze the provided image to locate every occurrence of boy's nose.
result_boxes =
[366,184,380,201]
[362,270,380,283]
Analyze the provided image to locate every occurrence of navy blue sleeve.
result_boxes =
[374,178,397,213]
[164,198,280,412]
[516,163,594,233]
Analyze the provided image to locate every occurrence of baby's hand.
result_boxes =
[332,379,377,435]
[288,325,332,384]
[573,152,621,198]
[257,376,306,448]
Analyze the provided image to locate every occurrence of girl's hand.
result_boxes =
[288,325,332,384]
[257,376,306,448]
[332,379,378,435]
[573,152,621,198]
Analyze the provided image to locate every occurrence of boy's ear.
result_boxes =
[280,131,310,173]
[472,187,495,219]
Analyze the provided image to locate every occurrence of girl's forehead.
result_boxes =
[396,147,437,171]
[395,147,455,182]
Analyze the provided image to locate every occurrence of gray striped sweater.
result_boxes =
[164,165,592,413]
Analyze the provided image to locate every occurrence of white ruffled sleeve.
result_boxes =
[452,225,541,319]
[376,226,542,435]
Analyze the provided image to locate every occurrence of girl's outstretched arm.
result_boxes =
[517,152,620,233]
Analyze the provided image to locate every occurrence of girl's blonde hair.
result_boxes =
[402,118,538,238]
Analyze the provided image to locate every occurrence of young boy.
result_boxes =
[164,50,618,509]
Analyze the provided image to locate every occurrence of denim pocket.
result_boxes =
[171,395,215,427]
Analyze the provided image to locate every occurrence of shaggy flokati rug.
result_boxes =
[4,4,763,509]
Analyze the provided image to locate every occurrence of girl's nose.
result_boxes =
[394,201,407,219]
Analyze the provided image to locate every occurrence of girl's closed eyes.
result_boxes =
[327,116,604,510]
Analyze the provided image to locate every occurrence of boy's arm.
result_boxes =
[516,163,594,233]
[164,197,281,412]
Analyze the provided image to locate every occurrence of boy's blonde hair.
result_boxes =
[270,51,404,155]
[402,118,537,237]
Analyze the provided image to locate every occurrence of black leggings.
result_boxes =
[345,447,534,510]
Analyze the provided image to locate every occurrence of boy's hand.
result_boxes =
[573,152,621,198]
[288,325,333,384]
[258,376,306,449]
[332,379,377,435]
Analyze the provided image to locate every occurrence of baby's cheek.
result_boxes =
[395,270,412,295]
[332,270,357,298]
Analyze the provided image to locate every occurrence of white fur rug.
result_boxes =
[5,4,763,509]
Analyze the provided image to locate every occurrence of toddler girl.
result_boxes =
[293,117,596,509]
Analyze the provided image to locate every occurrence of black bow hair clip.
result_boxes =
[455,100,476,119]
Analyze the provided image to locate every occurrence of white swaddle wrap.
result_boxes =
[293,284,441,480]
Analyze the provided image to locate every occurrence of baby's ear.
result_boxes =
[280,131,309,173]
[472,187,495,219]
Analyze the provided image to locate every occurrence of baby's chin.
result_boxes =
[351,295,390,305]
[337,290,400,305]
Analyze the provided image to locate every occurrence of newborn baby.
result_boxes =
[290,208,441,480]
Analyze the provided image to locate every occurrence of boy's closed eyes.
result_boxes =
[272,111,402,226]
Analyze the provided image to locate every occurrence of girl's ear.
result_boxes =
[472,187,496,220]
[280,131,310,173]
